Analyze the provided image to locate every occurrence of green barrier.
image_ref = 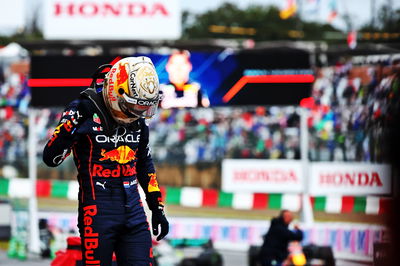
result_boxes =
[268,194,282,209]
[0,179,10,196]
[314,196,326,212]
[51,180,69,198]
[217,191,233,207]
[166,187,181,205]
[354,197,367,213]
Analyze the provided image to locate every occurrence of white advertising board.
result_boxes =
[309,162,391,195]
[222,159,303,193]
[43,0,181,40]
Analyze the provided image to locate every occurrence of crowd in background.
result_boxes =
[0,47,30,177]
[0,49,399,178]
[148,106,300,165]
[309,58,400,162]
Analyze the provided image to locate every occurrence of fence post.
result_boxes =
[28,109,40,255]
[300,107,314,225]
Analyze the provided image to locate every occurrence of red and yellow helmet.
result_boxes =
[103,56,161,124]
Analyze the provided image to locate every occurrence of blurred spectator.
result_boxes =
[310,58,400,162]
[39,218,54,258]
[0,45,30,176]
[258,210,303,266]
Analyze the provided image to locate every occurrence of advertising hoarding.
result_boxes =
[43,0,181,40]
[222,160,391,195]
[222,159,303,193]
[309,163,391,196]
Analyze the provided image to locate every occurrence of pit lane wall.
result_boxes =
[167,217,386,262]
[14,211,385,262]
[0,178,391,214]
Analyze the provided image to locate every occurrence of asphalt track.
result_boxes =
[0,248,372,266]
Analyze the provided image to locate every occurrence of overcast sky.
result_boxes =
[1,0,399,35]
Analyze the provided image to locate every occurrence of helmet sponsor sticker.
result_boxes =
[116,62,130,95]
[137,65,158,97]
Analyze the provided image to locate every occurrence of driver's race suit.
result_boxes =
[43,88,163,266]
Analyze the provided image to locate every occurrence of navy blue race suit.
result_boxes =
[43,88,168,266]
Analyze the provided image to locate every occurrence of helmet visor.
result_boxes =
[120,93,162,119]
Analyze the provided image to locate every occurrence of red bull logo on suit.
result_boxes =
[99,145,136,164]
[92,164,137,178]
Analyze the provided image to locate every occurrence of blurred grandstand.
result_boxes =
[1,42,399,183]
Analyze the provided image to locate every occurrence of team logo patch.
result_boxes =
[93,113,101,124]
[123,180,137,188]
[148,173,160,192]
[92,126,103,132]
[99,145,136,164]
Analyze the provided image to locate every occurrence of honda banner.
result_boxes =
[222,159,303,193]
[43,0,181,40]
[309,163,391,195]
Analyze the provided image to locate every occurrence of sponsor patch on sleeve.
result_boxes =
[148,173,160,192]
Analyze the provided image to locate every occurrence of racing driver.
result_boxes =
[43,57,169,265]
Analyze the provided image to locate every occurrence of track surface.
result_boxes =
[27,198,387,224]
[0,248,372,266]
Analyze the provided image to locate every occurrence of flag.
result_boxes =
[280,0,297,20]
[328,0,338,22]
[347,31,357,49]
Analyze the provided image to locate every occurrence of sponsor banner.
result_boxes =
[43,0,181,40]
[222,159,303,193]
[310,163,391,196]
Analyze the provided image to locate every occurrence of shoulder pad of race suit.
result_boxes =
[80,87,143,134]
[80,87,117,135]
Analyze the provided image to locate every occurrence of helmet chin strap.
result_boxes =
[113,114,138,125]
[117,110,140,125]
